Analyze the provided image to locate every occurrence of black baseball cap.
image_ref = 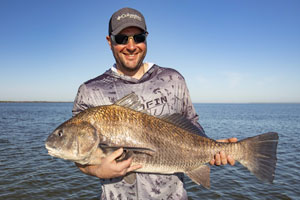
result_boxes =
[109,7,147,35]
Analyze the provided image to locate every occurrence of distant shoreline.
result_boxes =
[0,101,72,103]
[0,101,299,104]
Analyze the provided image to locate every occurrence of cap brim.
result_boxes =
[111,22,146,35]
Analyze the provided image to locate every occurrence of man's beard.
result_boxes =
[119,60,143,72]
[114,49,147,74]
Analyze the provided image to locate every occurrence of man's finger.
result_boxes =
[108,148,124,162]
[228,137,238,143]
[115,158,141,175]
[227,155,235,166]
[216,137,238,143]
[220,151,227,165]
[127,164,143,173]
[215,153,221,166]
[116,156,133,169]
[216,139,228,143]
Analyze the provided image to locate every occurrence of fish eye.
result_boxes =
[57,130,63,137]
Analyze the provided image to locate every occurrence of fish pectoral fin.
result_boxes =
[98,144,134,162]
[186,165,210,189]
[98,144,119,156]
[123,172,137,184]
[99,144,155,159]
[123,146,155,156]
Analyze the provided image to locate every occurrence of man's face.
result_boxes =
[107,27,147,74]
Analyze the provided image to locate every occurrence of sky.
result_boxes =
[0,0,299,103]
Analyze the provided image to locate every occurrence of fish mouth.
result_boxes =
[45,146,76,162]
[47,150,58,157]
[45,143,66,158]
[45,144,60,157]
[45,143,84,163]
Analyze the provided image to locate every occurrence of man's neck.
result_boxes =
[116,63,148,80]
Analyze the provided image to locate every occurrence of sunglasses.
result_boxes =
[110,32,147,45]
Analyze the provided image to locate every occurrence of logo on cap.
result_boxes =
[117,13,142,21]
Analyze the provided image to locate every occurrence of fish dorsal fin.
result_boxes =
[161,113,205,136]
[114,93,145,112]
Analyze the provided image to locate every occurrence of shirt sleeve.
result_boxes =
[72,84,91,117]
[182,80,207,137]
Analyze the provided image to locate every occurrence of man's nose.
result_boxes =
[126,36,137,51]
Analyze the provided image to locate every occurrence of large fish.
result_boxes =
[45,93,279,188]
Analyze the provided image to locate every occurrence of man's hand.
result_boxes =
[209,138,238,166]
[76,148,142,179]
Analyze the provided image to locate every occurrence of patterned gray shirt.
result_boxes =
[72,63,206,200]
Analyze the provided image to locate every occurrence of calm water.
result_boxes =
[0,103,299,200]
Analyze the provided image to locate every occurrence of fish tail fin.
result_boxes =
[239,132,279,183]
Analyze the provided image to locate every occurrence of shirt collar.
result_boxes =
[111,62,154,74]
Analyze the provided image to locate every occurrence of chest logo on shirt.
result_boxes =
[141,96,169,116]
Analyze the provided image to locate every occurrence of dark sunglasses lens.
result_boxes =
[114,35,128,44]
[134,34,146,43]
[112,33,146,44]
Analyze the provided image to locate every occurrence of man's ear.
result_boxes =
[106,36,112,49]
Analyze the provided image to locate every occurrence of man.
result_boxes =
[72,7,237,200]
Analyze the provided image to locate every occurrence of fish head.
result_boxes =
[45,121,99,164]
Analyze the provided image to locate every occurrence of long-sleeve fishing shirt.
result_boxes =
[72,63,206,200]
